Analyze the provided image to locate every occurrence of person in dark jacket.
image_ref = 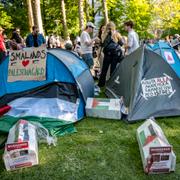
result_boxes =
[26,26,45,47]
[98,22,124,87]
[10,28,24,50]
[11,28,23,44]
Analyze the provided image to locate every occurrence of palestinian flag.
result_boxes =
[0,82,80,136]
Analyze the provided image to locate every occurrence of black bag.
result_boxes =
[103,34,124,62]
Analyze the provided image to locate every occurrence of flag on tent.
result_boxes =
[0,48,94,136]
[152,42,180,78]
[0,83,80,136]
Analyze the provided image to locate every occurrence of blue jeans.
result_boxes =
[82,53,94,68]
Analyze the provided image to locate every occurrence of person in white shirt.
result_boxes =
[124,20,139,55]
[80,22,96,68]
[74,36,82,56]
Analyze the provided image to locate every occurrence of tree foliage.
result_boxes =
[0,4,13,30]
[124,0,153,38]
[1,0,29,36]
[151,0,180,33]
[97,0,153,38]
[107,0,124,30]
[43,0,80,37]
[0,0,179,38]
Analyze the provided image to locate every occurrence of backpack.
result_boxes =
[103,33,124,62]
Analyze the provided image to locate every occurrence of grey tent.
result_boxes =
[105,47,180,122]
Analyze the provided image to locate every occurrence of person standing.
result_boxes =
[80,22,96,68]
[74,36,82,56]
[0,27,7,61]
[97,24,105,69]
[11,28,24,50]
[124,20,139,55]
[26,26,45,47]
[98,22,124,87]
[11,28,24,44]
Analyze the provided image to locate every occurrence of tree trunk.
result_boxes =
[85,0,90,22]
[32,0,44,34]
[102,0,108,25]
[27,0,34,32]
[91,0,95,23]
[60,0,68,39]
[78,0,85,32]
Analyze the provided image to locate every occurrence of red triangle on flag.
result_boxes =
[92,99,99,108]
[144,135,156,146]
[167,55,173,61]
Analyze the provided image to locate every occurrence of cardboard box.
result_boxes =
[137,118,176,174]
[3,120,38,171]
[86,98,122,120]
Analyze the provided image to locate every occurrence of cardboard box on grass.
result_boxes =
[137,118,176,174]
[3,120,38,171]
[86,98,122,120]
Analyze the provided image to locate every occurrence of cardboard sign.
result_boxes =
[8,47,47,82]
[137,118,176,174]
[164,51,175,64]
[141,74,175,100]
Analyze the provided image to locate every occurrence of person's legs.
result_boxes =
[82,53,94,68]
[110,56,118,76]
[98,55,111,87]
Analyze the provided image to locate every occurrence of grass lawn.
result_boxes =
[0,89,179,179]
[0,116,179,180]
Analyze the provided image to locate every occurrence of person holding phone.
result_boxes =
[80,22,96,68]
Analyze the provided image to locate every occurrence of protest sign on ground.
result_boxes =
[86,98,122,120]
[137,118,176,174]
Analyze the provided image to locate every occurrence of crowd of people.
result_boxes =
[0,20,179,88]
[79,20,140,87]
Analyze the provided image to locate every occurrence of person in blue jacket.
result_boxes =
[26,26,45,47]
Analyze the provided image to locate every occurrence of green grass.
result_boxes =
[0,89,179,179]
[0,116,179,180]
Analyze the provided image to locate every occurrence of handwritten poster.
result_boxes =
[141,75,175,99]
[8,47,47,82]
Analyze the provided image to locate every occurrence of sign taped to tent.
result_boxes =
[141,74,175,99]
[8,47,47,82]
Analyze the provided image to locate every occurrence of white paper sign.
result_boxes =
[164,51,175,64]
[141,75,175,99]
[8,47,47,82]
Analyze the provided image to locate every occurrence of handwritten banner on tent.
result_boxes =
[141,74,176,100]
[8,47,47,82]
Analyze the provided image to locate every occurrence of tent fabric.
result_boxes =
[48,49,94,101]
[0,83,79,136]
[106,47,180,122]
[0,115,76,136]
[0,105,11,116]
[0,48,94,135]
[0,82,79,108]
[0,48,94,119]
[4,83,80,122]
[152,42,180,78]
[0,48,94,101]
